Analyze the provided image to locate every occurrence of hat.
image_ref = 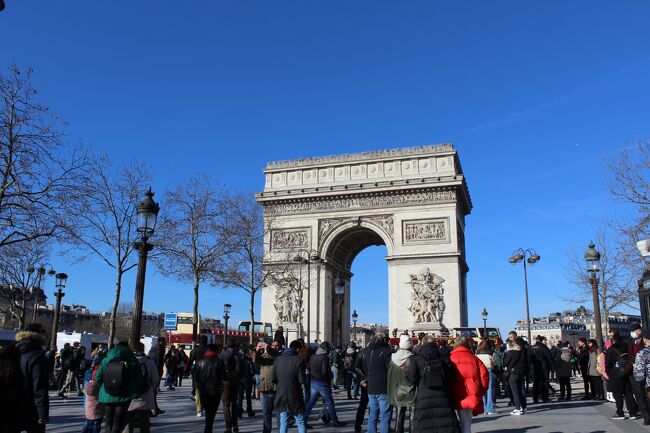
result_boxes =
[642,329,650,340]
[399,335,413,350]
[578,337,587,344]
[630,323,642,332]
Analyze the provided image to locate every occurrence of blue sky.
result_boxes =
[2,1,649,336]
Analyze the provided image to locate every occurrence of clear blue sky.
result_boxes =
[2,1,649,336]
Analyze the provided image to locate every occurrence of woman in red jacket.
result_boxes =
[449,337,489,433]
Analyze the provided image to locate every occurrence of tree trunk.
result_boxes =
[108,269,123,348]
[19,298,26,331]
[192,275,200,349]
[601,280,609,337]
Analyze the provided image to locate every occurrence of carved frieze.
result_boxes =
[407,267,446,325]
[265,190,456,216]
[318,218,347,241]
[318,215,394,244]
[402,218,449,244]
[365,215,394,240]
[273,277,303,325]
[270,228,310,251]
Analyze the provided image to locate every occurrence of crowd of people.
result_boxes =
[2,321,650,432]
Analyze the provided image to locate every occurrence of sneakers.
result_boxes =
[611,415,627,420]
[197,411,204,417]
[510,409,523,416]
[629,414,642,420]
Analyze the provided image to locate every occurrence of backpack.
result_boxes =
[423,357,444,390]
[613,350,633,378]
[344,355,355,371]
[104,358,129,396]
[224,353,241,381]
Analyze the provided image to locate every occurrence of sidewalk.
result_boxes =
[45,376,649,433]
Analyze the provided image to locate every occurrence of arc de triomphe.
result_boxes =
[256,144,472,344]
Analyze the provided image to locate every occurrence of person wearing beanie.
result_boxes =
[387,335,416,433]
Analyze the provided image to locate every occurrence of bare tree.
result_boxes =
[62,156,152,347]
[565,227,638,334]
[219,193,273,344]
[0,64,87,252]
[155,175,232,348]
[606,140,650,280]
[0,240,49,330]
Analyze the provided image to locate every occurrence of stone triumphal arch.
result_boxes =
[256,144,472,344]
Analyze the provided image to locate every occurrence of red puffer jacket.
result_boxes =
[449,346,489,415]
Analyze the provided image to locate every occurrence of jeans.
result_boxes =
[165,370,176,389]
[483,368,495,413]
[104,402,130,433]
[238,378,254,416]
[279,411,306,433]
[261,392,280,433]
[82,418,103,433]
[332,366,340,387]
[367,394,392,433]
[456,408,473,433]
[345,370,359,398]
[508,374,527,411]
[304,380,339,423]
[355,385,369,433]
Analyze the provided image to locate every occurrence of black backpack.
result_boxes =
[613,350,633,378]
[104,358,129,396]
[423,357,445,389]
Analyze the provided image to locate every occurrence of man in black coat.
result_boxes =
[188,335,209,416]
[363,332,392,433]
[577,337,591,399]
[530,335,554,403]
[56,342,72,395]
[303,342,345,427]
[16,324,50,433]
[220,340,242,433]
[147,336,166,415]
[194,344,226,433]
[272,340,307,433]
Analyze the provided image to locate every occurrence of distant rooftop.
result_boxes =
[265,144,455,170]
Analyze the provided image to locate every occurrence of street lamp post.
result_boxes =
[636,239,650,331]
[223,303,232,347]
[31,266,56,323]
[482,307,488,341]
[352,309,358,342]
[335,275,345,346]
[509,248,541,343]
[293,250,321,343]
[585,241,605,348]
[130,188,160,344]
[50,272,68,351]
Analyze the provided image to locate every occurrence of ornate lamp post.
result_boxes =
[481,307,488,340]
[636,239,650,331]
[509,248,541,343]
[130,188,160,344]
[30,265,56,323]
[223,303,232,347]
[335,275,345,346]
[585,241,604,348]
[292,250,321,343]
[352,309,358,342]
[50,272,68,351]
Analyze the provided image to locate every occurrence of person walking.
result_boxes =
[220,340,242,433]
[123,341,159,433]
[606,331,639,420]
[530,335,553,403]
[475,340,496,415]
[331,346,344,389]
[95,342,144,433]
[503,337,528,416]
[163,345,179,391]
[188,335,209,417]
[449,336,489,432]
[554,342,573,401]
[237,347,256,418]
[407,335,458,433]
[14,324,50,433]
[147,336,166,416]
[272,340,307,433]
[587,339,604,400]
[354,345,369,433]
[194,343,226,433]
[633,329,650,425]
[303,341,345,427]
[387,335,416,433]
[256,341,280,433]
[363,332,393,433]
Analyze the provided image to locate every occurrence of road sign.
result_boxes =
[164,313,178,330]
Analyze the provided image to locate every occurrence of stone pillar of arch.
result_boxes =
[256,144,472,345]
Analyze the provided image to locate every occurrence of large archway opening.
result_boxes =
[321,223,392,345]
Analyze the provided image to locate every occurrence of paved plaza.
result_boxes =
[46,377,649,433]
